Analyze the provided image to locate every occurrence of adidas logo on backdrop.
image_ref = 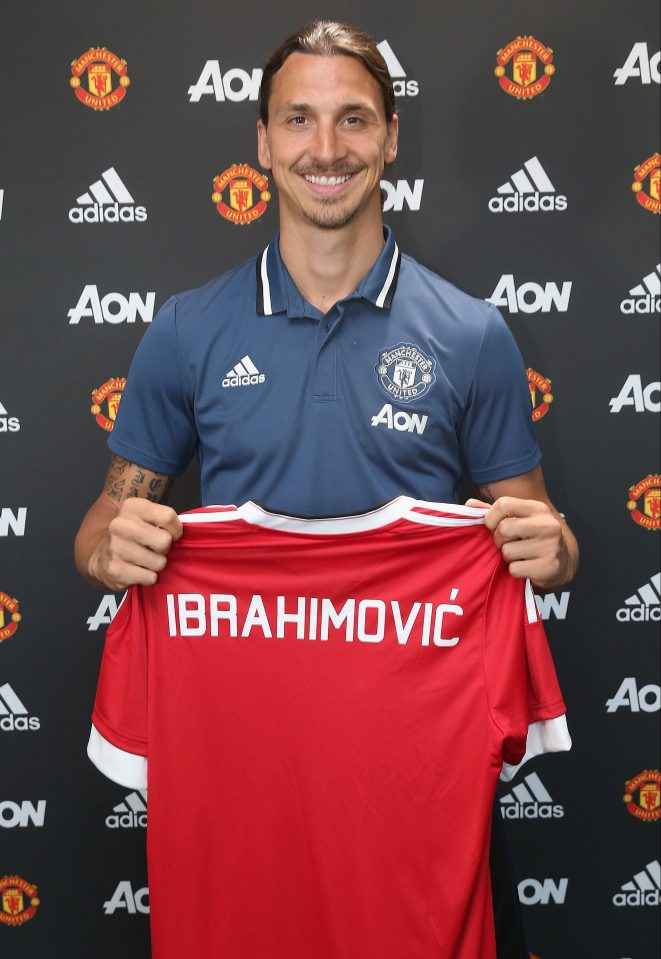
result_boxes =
[0,399,20,433]
[499,772,564,819]
[617,572,660,622]
[106,790,147,829]
[69,167,147,223]
[488,156,567,212]
[613,860,660,906]
[221,356,265,388]
[377,41,419,97]
[0,683,40,731]
[620,264,660,314]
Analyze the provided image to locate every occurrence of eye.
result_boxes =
[288,115,308,126]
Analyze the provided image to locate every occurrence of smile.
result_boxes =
[303,174,353,185]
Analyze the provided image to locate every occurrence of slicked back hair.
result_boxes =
[259,20,396,125]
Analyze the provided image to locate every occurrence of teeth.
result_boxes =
[304,174,352,185]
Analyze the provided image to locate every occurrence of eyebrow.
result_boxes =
[275,101,379,118]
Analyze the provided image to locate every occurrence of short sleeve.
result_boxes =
[460,306,541,484]
[87,587,149,789]
[108,295,198,475]
[482,565,571,782]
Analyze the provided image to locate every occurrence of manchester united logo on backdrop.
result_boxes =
[494,37,555,99]
[623,770,661,821]
[0,592,21,643]
[211,165,271,225]
[631,153,661,214]
[627,474,661,529]
[70,48,130,110]
[90,378,126,432]
[0,876,40,926]
[375,343,436,403]
[527,369,553,421]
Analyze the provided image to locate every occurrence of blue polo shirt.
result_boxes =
[109,228,540,516]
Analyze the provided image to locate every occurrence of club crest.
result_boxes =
[375,343,436,403]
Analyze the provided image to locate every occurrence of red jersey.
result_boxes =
[88,497,570,959]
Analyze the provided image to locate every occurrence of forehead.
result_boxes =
[268,52,385,114]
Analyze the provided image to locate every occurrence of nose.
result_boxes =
[309,119,347,167]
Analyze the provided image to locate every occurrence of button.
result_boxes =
[324,323,331,331]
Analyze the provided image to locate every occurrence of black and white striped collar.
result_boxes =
[256,227,401,316]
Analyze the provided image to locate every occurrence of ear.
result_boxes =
[384,114,399,165]
[257,119,271,170]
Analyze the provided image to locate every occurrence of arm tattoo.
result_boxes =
[103,457,175,504]
[147,476,175,503]
[103,457,129,503]
[477,484,496,505]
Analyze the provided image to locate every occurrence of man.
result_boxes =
[76,19,577,956]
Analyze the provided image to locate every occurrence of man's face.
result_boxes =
[257,53,398,231]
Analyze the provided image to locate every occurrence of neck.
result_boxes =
[278,208,385,313]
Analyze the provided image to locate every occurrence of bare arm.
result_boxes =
[466,464,579,590]
[74,456,183,591]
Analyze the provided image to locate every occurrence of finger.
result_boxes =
[121,499,183,539]
[464,498,491,510]
[483,497,548,531]
[493,514,561,548]
[105,562,159,591]
[109,516,175,555]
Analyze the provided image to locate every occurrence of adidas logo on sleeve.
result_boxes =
[499,771,564,819]
[613,860,660,906]
[69,167,147,223]
[106,789,147,828]
[489,156,567,213]
[221,355,265,388]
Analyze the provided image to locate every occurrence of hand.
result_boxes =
[465,496,572,590]
[88,497,183,591]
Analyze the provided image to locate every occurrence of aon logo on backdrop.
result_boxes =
[613,43,660,84]
[609,375,660,413]
[518,878,568,905]
[103,881,149,915]
[606,677,660,713]
[188,62,262,101]
[487,275,572,313]
[68,286,155,324]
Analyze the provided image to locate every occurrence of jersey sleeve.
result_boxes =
[108,295,198,475]
[482,564,571,782]
[87,587,149,789]
[460,305,541,485]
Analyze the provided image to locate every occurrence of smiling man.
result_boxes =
[76,19,577,959]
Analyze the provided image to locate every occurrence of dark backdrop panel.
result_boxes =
[1,2,659,956]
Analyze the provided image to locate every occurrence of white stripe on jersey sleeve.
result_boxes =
[88,725,148,789]
[499,714,572,782]
[524,580,539,623]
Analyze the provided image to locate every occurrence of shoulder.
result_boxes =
[168,254,260,322]
[397,251,501,340]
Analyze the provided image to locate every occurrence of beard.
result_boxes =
[301,197,361,230]
[291,162,367,230]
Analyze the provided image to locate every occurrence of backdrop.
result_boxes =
[1,1,659,956]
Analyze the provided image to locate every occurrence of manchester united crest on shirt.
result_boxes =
[375,343,436,403]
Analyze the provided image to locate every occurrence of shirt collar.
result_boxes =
[255,226,401,317]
